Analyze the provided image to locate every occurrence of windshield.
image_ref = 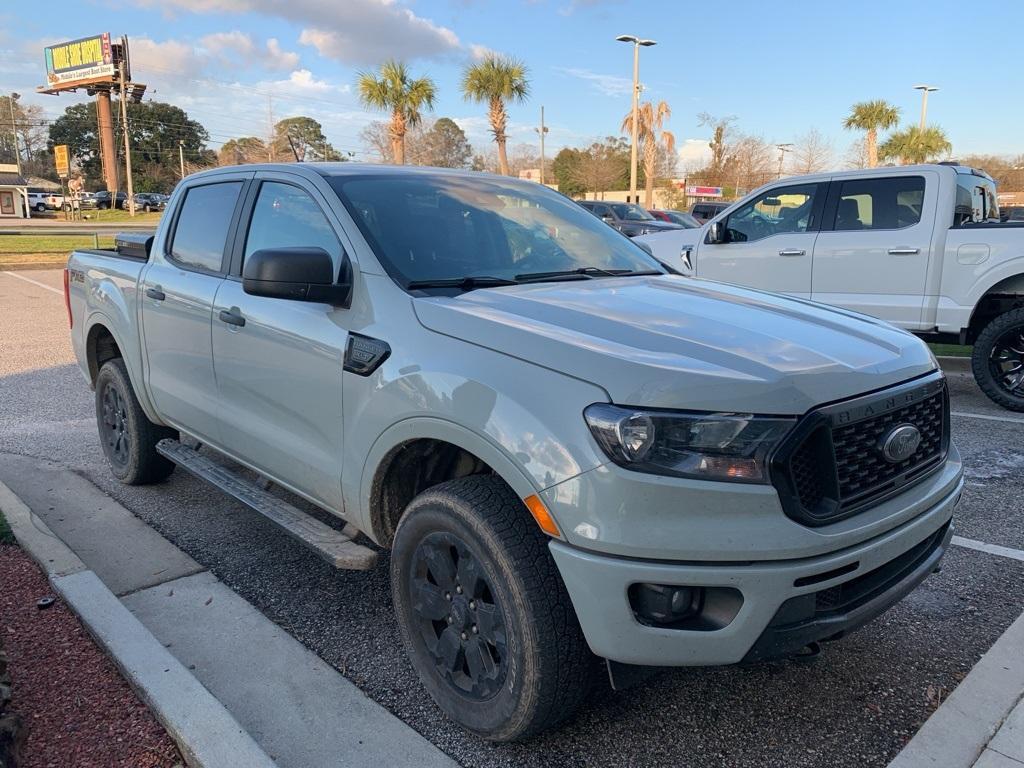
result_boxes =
[665,211,701,228]
[328,173,664,286]
[954,173,1000,226]
[609,203,655,221]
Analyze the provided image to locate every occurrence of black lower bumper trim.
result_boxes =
[742,521,953,663]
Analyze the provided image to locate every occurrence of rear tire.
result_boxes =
[95,358,177,484]
[391,475,592,742]
[972,308,1024,412]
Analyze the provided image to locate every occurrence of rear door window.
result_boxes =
[832,176,925,231]
[169,182,243,272]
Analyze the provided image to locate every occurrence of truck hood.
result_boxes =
[412,276,937,415]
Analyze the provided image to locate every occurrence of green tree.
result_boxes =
[272,116,344,162]
[417,117,473,168]
[843,100,901,168]
[571,137,630,197]
[357,60,437,165]
[879,125,952,165]
[622,100,675,207]
[219,136,269,165]
[697,113,736,178]
[0,94,47,167]
[461,54,529,176]
[49,100,211,192]
[551,147,584,196]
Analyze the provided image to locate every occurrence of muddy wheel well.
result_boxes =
[86,324,122,384]
[370,439,492,547]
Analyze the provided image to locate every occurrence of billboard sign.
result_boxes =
[685,185,724,198]
[54,145,70,178]
[44,34,114,88]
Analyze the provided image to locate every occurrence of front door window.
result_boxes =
[725,184,822,242]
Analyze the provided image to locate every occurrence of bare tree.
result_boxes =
[697,112,737,178]
[844,137,869,169]
[725,134,775,194]
[572,138,630,197]
[790,129,835,174]
[362,119,430,163]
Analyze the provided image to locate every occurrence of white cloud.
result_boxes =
[266,38,300,70]
[469,44,496,61]
[677,138,711,168]
[555,67,632,97]
[131,37,204,78]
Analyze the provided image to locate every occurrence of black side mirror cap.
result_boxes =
[242,247,353,307]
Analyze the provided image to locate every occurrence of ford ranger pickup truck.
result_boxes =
[66,163,963,741]
[638,163,1024,411]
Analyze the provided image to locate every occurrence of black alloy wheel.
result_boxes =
[99,378,131,469]
[989,326,1024,397]
[972,308,1024,411]
[408,531,508,700]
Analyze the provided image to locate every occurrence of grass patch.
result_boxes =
[0,508,14,544]
[0,235,117,255]
[928,343,972,358]
[77,209,163,224]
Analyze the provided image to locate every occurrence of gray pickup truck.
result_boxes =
[66,163,963,741]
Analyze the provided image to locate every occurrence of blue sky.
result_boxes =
[2,0,1021,167]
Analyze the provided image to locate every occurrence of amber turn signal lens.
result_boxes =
[524,494,561,537]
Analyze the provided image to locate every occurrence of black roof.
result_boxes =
[0,172,28,187]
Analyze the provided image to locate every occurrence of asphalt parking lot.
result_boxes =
[2,267,1023,768]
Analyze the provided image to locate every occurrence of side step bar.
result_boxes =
[156,439,378,570]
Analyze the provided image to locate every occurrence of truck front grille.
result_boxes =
[772,373,949,527]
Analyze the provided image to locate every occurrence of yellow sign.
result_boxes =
[54,145,70,178]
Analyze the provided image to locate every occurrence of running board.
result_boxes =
[156,439,378,570]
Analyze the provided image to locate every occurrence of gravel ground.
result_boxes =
[0,545,182,768]
[2,269,1023,768]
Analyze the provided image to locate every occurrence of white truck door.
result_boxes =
[811,173,935,329]
[210,177,349,512]
[141,178,247,445]
[695,181,826,298]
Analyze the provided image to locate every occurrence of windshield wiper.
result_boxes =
[515,267,663,281]
[405,275,519,291]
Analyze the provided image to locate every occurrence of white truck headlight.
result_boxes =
[584,404,795,483]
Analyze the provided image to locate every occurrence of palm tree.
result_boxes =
[357,60,436,165]
[621,100,675,208]
[461,54,529,175]
[843,100,901,168]
[879,125,952,165]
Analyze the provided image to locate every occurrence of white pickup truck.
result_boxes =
[65,163,962,740]
[639,164,1024,411]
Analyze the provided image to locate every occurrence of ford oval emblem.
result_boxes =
[881,424,922,463]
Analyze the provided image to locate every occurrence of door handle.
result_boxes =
[145,287,165,301]
[218,308,246,327]
[888,248,921,255]
[778,249,806,257]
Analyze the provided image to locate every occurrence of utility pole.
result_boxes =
[178,140,185,179]
[776,143,793,179]
[913,84,939,131]
[616,35,656,204]
[267,95,275,161]
[8,93,21,177]
[535,106,549,185]
[117,53,136,215]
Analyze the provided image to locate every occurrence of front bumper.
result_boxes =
[549,473,962,666]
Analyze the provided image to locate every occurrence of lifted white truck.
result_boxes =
[639,164,1024,410]
[66,164,962,741]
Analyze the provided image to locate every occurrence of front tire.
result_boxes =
[391,475,592,742]
[95,359,177,484]
[972,308,1024,412]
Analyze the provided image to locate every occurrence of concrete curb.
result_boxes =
[887,609,1024,768]
[0,480,276,768]
[938,355,971,374]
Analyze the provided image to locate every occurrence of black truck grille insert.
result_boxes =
[772,373,949,527]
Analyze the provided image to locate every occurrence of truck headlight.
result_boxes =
[584,404,795,483]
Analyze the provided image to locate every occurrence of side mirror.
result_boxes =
[707,220,725,244]
[601,214,615,224]
[243,247,352,307]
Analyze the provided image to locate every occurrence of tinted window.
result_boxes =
[169,182,242,272]
[954,173,1000,226]
[609,203,654,221]
[833,176,924,231]
[244,182,341,266]
[328,174,662,285]
[725,183,820,242]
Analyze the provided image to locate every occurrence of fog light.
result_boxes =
[630,583,702,625]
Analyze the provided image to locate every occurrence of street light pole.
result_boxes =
[913,85,939,131]
[616,35,656,204]
[776,143,793,179]
[178,140,185,179]
[535,105,549,185]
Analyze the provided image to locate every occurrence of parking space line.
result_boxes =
[953,536,1024,563]
[951,410,1024,425]
[2,270,63,296]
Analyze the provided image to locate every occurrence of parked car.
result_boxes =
[45,193,65,209]
[690,201,732,222]
[649,209,701,227]
[639,163,1024,411]
[1001,205,1024,223]
[577,200,682,236]
[26,191,49,213]
[133,192,167,213]
[66,163,961,741]
[92,190,129,210]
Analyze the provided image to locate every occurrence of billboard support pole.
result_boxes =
[117,51,136,216]
[96,92,118,192]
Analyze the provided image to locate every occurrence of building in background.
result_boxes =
[0,164,29,218]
